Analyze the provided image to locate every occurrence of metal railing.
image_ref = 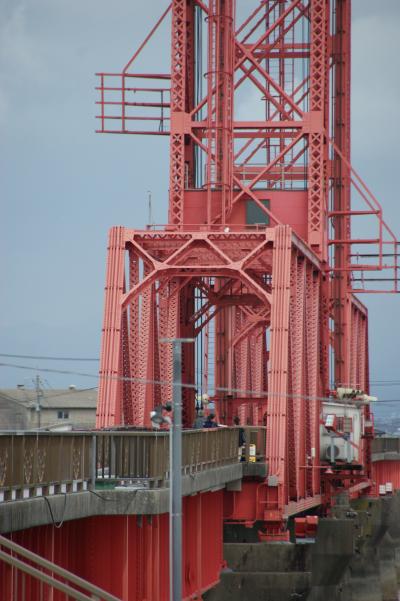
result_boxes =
[96,428,240,486]
[96,73,171,135]
[372,437,400,455]
[144,223,272,232]
[0,432,92,501]
[0,428,254,499]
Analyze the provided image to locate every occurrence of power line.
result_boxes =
[0,353,99,362]
[1,360,399,404]
[1,353,400,386]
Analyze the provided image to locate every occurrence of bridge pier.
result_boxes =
[205,493,400,601]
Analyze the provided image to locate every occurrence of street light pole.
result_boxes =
[171,340,182,601]
[161,338,194,601]
[35,375,42,430]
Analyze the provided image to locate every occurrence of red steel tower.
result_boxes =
[96,0,398,536]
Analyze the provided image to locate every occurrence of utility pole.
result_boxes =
[35,375,42,430]
[161,338,194,601]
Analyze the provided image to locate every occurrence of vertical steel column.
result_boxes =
[159,281,180,403]
[308,0,328,255]
[153,289,162,408]
[129,247,140,424]
[305,265,321,495]
[215,284,227,417]
[206,0,234,223]
[288,251,299,500]
[120,290,133,424]
[169,0,187,227]
[97,227,126,427]
[252,327,265,425]
[266,225,292,523]
[363,318,372,477]
[291,251,307,499]
[185,3,196,188]
[137,273,157,425]
[332,0,352,386]
[179,283,196,427]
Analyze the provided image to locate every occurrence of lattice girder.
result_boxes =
[97,225,324,514]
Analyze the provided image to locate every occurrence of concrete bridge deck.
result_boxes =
[0,427,266,534]
[0,430,397,535]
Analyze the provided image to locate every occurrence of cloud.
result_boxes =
[0,2,46,83]
[351,12,400,163]
[0,1,48,130]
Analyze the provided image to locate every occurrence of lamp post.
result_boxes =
[161,338,194,601]
[35,375,43,430]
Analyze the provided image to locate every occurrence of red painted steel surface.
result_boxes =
[372,462,400,497]
[0,491,223,601]
[95,0,399,534]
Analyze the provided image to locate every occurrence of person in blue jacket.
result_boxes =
[203,413,218,428]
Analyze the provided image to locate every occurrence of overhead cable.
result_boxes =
[0,353,99,362]
[0,353,399,386]
[1,360,399,404]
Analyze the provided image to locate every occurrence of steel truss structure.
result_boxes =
[96,0,398,536]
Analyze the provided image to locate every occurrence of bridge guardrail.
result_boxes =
[0,432,92,501]
[371,437,400,455]
[96,427,240,486]
[0,427,265,500]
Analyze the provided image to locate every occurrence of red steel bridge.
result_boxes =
[0,1,399,600]
[96,0,398,535]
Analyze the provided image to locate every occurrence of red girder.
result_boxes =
[0,493,224,601]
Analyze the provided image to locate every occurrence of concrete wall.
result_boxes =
[205,493,400,601]
[204,542,312,601]
[0,396,27,430]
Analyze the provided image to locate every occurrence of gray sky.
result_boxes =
[1,1,399,413]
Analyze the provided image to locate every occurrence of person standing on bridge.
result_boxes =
[203,413,218,428]
[233,415,246,461]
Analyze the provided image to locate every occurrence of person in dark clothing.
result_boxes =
[233,415,246,460]
[203,413,218,428]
